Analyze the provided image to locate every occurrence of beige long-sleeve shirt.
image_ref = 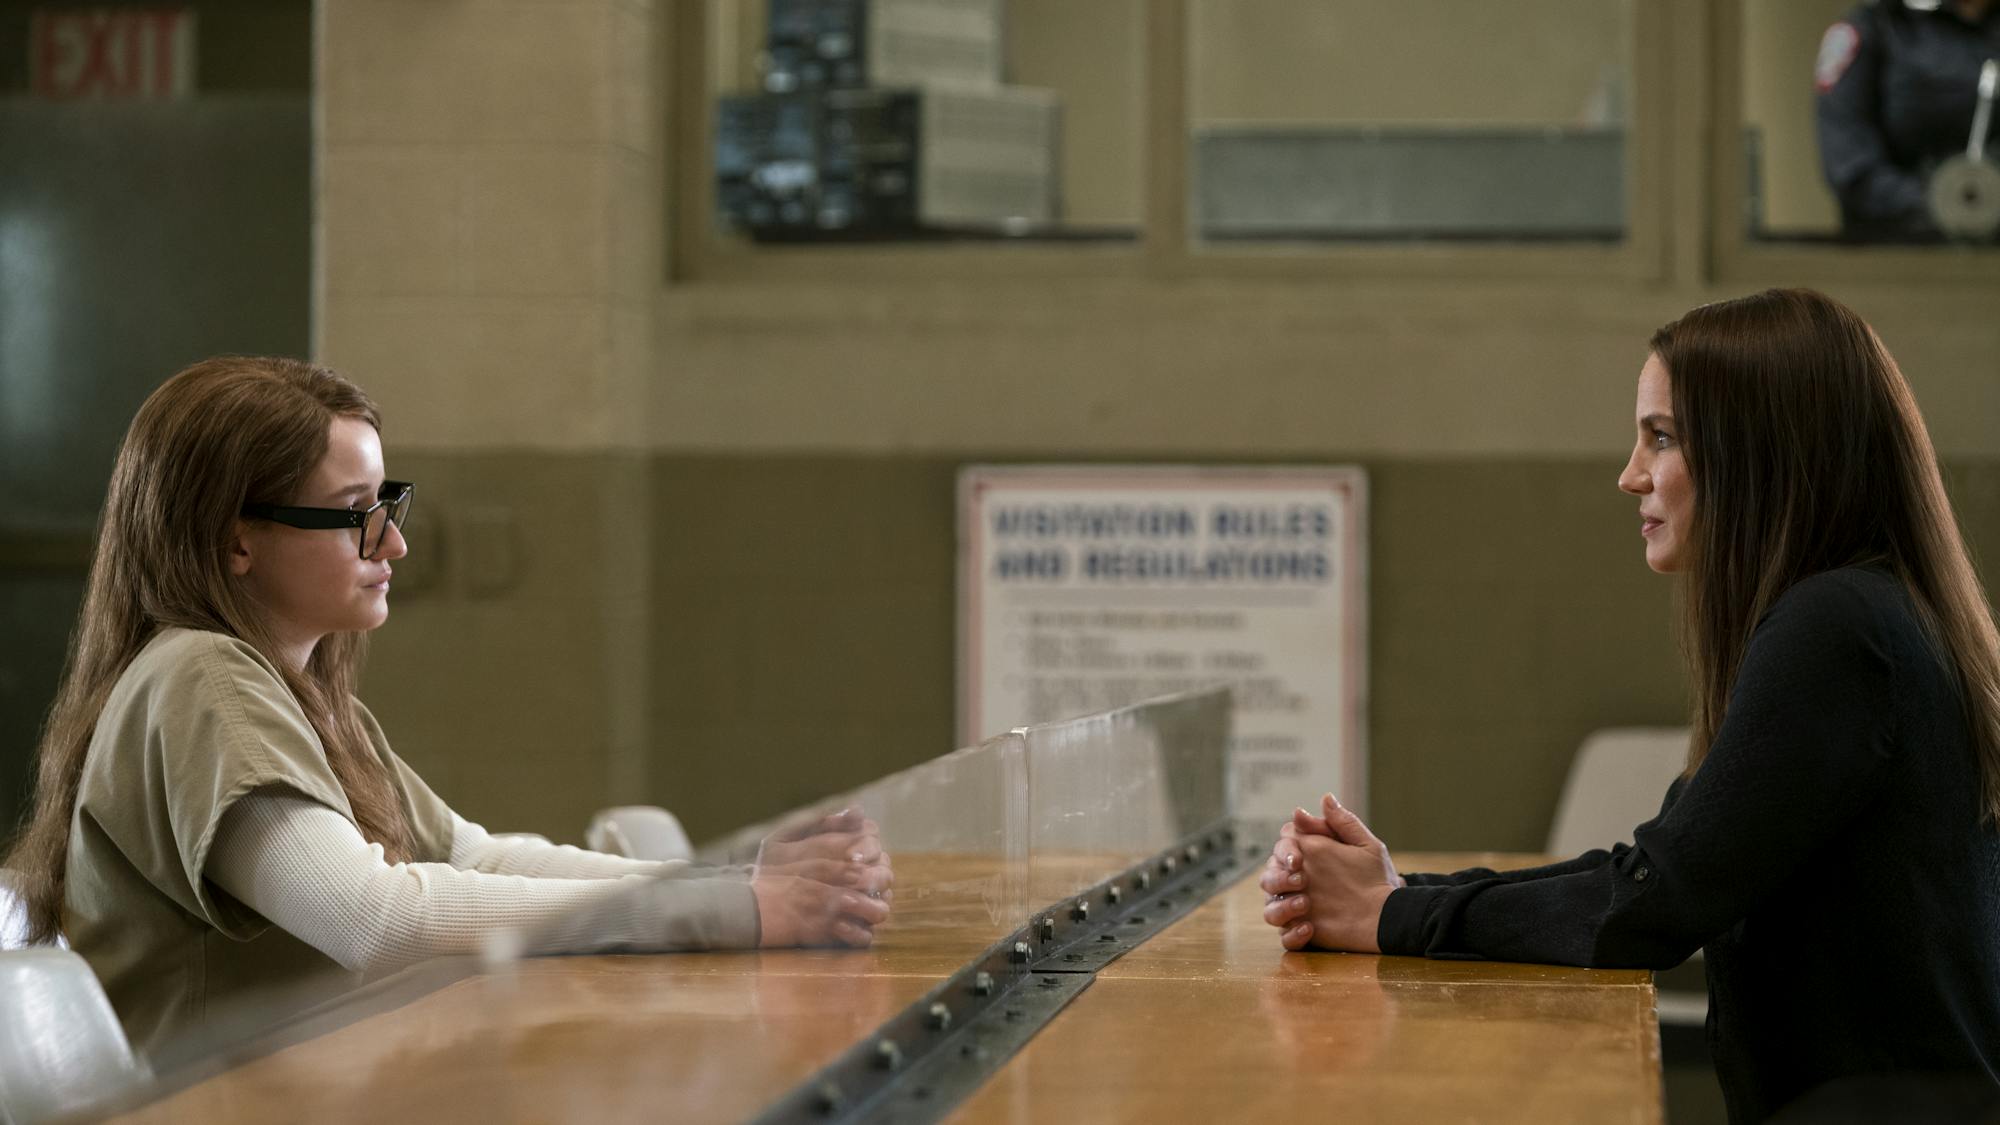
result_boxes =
[63,629,758,1068]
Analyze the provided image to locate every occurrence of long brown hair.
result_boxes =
[1653,289,2000,822]
[4,356,416,943]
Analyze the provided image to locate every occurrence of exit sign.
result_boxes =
[30,8,196,100]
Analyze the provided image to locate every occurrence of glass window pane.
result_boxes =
[1187,0,1636,246]
[1743,0,2000,247]
[704,0,1141,245]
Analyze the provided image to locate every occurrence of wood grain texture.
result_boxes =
[109,852,1658,1124]
[950,852,1661,1125]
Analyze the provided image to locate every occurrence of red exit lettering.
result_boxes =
[29,8,196,100]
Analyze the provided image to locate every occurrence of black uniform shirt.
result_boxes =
[1816,0,2000,238]
[1377,565,2000,1123]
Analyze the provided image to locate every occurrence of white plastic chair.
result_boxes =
[1547,727,1691,857]
[0,870,63,953]
[586,806,695,863]
[1549,727,1706,1027]
[0,947,150,1125]
[0,871,28,952]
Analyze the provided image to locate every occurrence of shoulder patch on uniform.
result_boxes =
[1816,22,1861,93]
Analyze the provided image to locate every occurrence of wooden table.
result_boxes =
[109,853,1659,1124]
[952,852,1662,1124]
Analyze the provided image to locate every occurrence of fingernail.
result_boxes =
[1288,873,1303,888]
[851,852,867,864]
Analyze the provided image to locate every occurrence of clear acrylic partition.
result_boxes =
[1023,686,1231,905]
[111,693,1225,1123]
[695,729,1034,955]
[119,735,1031,1124]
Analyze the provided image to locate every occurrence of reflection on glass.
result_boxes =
[699,731,1032,946]
[1187,0,1634,244]
[1746,0,2000,245]
[704,0,1141,243]
[108,691,1232,1123]
[1025,687,1231,904]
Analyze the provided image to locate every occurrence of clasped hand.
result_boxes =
[751,807,896,949]
[1257,793,1404,953]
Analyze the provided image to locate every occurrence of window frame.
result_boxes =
[1707,0,2000,288]
[667,0,1677,286]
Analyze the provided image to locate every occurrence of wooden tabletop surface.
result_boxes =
[952,851,1661,1125]
[109,851,1660,1124]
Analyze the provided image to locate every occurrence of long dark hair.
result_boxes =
[1652,288,2000,822]
[4,357,416,944]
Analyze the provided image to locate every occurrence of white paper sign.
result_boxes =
[959,466,1368,822]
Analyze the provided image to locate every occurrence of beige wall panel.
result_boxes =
[611,0,662,157]
[321,297,482,443]
[317,0,665,836]
[1007,0,1145,226]
[709,0,767,96]
[322,1,658,451]
[608,303,660,450]
[655,282,1678,457]
[322,0,614,145]
[324,296,611,448]
[445,298,614,444]
[323,146,623,301]
[1863,290,2000,457]
[610,147,663,300]
[320,147,468,297]
[653,280,2000,459]
[1741,0,1850,233]
[1189,0,1631,126]
[461,149,613,297]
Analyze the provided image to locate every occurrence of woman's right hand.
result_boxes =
[1260,814,1325,951]
[751,872,891,948]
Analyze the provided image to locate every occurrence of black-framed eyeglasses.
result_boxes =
[242,481,414,560]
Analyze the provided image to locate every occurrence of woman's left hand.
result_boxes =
[1259,794,1403,953]
[756,807,894,899]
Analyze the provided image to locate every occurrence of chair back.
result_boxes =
[0,870,66,953]
[0,870,28,952]
[586,806,695,862]
[0,947,149,1125]
[1547,728,1690,857]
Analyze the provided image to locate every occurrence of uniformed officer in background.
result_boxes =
[1816,0,2000,241]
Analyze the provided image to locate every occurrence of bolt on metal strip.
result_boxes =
[748,820,1261,1125]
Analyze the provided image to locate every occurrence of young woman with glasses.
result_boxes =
[1260,289,2000,1120]
[2,356,891,1065]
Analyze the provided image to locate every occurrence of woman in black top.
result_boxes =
[1260,288,2000,1122]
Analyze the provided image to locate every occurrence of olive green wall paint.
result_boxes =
[358,451,2000,851]
[357,451,654,844]
[640,454,1693,850]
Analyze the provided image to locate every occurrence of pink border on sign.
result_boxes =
[957,466,1370,813]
